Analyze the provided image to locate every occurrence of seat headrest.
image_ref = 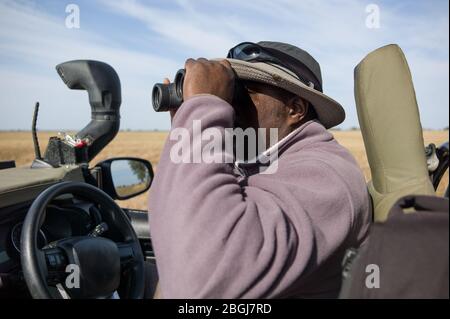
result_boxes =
[354,44,435,221]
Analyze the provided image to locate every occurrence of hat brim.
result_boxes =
[224,58,345,129]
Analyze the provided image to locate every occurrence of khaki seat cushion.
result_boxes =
[354,44,435,222]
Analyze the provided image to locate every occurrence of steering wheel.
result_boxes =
[20,181,145,299]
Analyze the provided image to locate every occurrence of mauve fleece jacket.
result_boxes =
[149,95,371,299]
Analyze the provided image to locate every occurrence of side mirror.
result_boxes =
[96,158,154,200]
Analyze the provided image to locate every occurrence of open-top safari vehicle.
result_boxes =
[0,44,448,299]
[0,60,158,298]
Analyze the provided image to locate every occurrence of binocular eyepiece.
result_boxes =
[152,69,186,112]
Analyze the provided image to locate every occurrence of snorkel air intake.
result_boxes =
[55,60,121,162]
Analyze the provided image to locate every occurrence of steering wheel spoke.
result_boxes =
[21,181,145,299]
[43,247,68,272]
[117,242,139,269]
[41,247,69,287]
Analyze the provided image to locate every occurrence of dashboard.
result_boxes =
[0,197,102,296]
[0,196,155,298]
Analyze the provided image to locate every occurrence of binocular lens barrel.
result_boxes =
[152,69,185,112]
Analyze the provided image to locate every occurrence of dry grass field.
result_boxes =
[0,130,448,210]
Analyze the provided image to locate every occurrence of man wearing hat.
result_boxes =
[149,42,371,298]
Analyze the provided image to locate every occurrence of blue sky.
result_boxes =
[0,0,448,130]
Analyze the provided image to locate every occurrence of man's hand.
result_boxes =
[183,58,235,104]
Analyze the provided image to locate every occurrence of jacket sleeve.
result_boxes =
[148,95,352,298]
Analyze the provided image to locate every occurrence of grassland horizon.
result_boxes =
[1,130,448,210]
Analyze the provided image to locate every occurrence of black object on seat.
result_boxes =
[340,195,449,299]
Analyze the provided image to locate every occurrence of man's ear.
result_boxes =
[287,97,309,125]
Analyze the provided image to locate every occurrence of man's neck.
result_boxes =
[272,116,315,145]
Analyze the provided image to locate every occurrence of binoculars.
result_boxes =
[152,69,186,112]
[152,69,249,112]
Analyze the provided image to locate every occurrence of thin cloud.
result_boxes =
[0,0,448,130]
[101,0,449,129]
[0,0,178,130]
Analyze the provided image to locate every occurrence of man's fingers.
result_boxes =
[219,59,234,76]
[163,78,170,85]
[185,58,195,69]
[182,57,235,104]
[219,59,232,68]
[219,59,235,79]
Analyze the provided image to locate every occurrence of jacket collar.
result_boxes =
[234,120,326,175]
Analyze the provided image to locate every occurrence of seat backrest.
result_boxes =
[354,44,435,222]
[340,195,449,299]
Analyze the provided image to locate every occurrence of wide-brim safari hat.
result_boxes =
[225,58,345,129]
[222,41,345,129]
